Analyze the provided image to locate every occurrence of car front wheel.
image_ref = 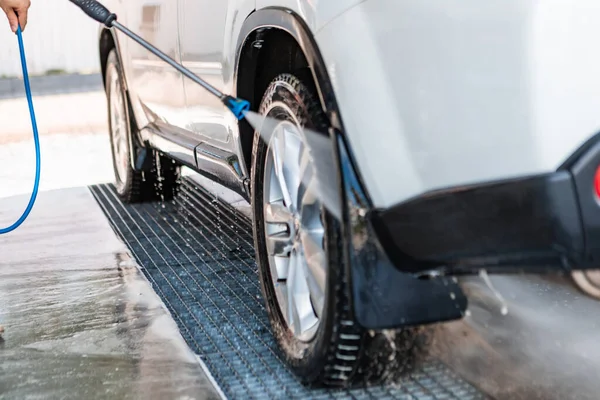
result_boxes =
[251,72,426,387]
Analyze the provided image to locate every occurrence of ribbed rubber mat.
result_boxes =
[90,180,485,400]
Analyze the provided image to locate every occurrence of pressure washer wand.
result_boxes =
[68,0,250,120]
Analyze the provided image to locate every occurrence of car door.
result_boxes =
[121,0,187,135]
[177,0,249,189]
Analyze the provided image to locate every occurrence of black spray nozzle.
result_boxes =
[223,96,250,120]
[68,0,116,27]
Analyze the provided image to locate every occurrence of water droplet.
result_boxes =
[479,269,509,316]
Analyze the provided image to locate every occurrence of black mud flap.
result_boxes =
[334,133,467,330]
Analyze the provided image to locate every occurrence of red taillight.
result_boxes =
[595,166,600,199]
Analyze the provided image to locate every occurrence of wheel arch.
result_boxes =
[234,8,347,177]
[99,28,119,88]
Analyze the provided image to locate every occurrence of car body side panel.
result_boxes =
[316,0,600,209]
[179,0,255,180]
[120,1,188,131]
[179,0,230,145]
[102,0,200,163]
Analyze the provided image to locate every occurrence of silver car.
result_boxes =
[98,0,600,386]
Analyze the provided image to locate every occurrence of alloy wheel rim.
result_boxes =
[109,71,129,187]
[263,120,327,342]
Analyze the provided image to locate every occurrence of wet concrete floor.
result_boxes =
[433,273,600,400]
[0,187,222,400]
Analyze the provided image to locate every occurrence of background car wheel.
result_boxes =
[251,73,428,387]
[105,49,181,204]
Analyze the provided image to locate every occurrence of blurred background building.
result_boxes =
[0,0,99,77]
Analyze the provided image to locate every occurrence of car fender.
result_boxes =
[255,0,365,33]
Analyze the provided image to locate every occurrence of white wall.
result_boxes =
[0,0,101,77]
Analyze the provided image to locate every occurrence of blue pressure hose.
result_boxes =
[0,25,41,234]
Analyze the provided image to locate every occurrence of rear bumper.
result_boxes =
[371,172,584,273]
[336,130,600,330]
[372,134,600,273]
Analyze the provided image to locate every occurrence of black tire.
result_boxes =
[251,73,427,387]
[105,49,181,203]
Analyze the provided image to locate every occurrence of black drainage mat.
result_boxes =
[90,180,485,400]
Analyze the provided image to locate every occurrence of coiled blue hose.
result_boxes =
[0,25,40,234]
